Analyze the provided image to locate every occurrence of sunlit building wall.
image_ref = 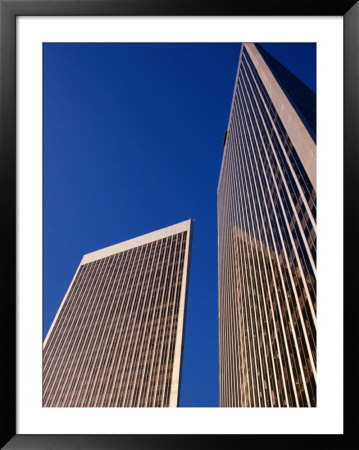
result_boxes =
[218,43,316,407]
[43,220,192,407]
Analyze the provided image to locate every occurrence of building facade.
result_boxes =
[43,220,192,407]
[218,43,316,407]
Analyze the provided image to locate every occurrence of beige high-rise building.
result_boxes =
[218,43,316,407]
[43,219,192,407]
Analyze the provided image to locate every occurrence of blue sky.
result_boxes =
[43,42,315,407]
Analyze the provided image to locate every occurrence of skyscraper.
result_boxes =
[218,43,316,407]
[43,219,192,407]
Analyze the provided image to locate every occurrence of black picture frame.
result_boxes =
[1,0,357,448]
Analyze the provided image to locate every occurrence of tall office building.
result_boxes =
[43,220,192,407]
[218,43,316,407]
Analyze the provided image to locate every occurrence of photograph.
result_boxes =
[42,42,317,408]
[2,0,355,446]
